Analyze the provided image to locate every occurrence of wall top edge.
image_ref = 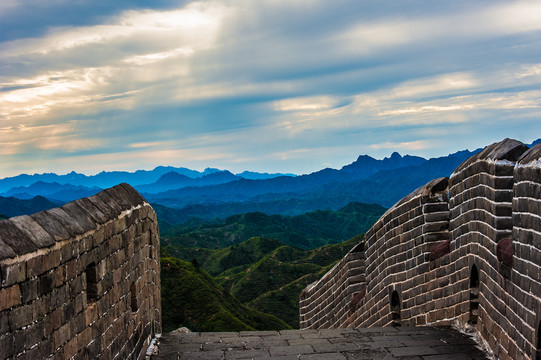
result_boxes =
[453,138,529,175]
[0,183,149,261]
[517,142,541,166]
[379,177,449,219]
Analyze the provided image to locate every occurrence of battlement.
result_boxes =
[300,138,541,360]
[0,184,161,359]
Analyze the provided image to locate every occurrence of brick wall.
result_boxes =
[0,184,161,360]
[300,138,541,360]
[299,245,366,329]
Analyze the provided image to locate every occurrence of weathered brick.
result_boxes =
[47,207,86,237]
[0,285,21,311]
[25,321,45,349]
[0,333,14,359]
[30,211,71,242]
[9,215,55,248]
[63,334,79,359]
[37,271,56,297]
[62,201,97,233]
[44,307,63,334]
[27,250,61,278]
[75,197,108,224]
[9,304,32,330]
[0,310,8,334]
[104,185,133,209]
[0,238,16,261]
[0,220,38,256]
[54,322,71,349]
[0,185,161,360]
[0,261,26,287]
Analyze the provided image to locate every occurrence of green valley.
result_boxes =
[161,235,362,328]
[160,255,291,332]
[160,201,385,250]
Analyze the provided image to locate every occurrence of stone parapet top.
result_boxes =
[0,183,147,261]
[517,142,541,166]
[453,138,528,174]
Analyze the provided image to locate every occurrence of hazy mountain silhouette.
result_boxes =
[1,181,102,203]
[0,167,288,194]
[3,140,540,222]
[144,148,481,211]
[0,195,58,217]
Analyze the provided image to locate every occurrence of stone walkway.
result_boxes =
[151,326,489,359]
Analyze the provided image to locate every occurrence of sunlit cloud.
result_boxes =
[388,73,478,100]
[128,141,170,149]
[377,91,541,120]
[274,96,340,112]
[123,48,195,65]
[1,0,540,176]
[0,3,227,56]
[370,140,430,151]
[0,1,229,108]
[517,64,541,79]
[483,1,541,34]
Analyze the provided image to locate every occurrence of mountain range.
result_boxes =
[0,195,59,218]
[160,202,386,249]
[2,140,539,223]
[0,167,292,193]
[0,148,480,220]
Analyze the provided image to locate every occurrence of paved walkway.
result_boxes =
[151,326,489,359]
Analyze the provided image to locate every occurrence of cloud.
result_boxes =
[369,140,431,151]
[0,0,191,42]
[1,0,541,176]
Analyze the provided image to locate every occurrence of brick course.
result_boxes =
[0,183,161,360]
[300,139,541,360]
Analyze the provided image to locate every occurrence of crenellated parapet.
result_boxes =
[0,184,161,360]
[300,138,541,360]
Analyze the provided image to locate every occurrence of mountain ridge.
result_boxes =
[160,202,386,250]
[0,148,481,219]
[4,141,541,221]
[163,235,361,328]
[0,195,59,217]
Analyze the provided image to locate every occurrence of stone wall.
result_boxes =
[300,138,541,360]
[0,184,161,360]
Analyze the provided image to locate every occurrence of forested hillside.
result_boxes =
[162,235,361,328]
[161,202,384,249]
[160,255,291,332]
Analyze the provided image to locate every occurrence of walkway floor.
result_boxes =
[151,326,489,360]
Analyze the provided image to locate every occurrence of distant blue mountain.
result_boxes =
[237,171,296,180]
[0,195,58,218]
[0,181,102,203]
[135,171,241,193]
[145,148,482,211]
[341,152,426,177]
[2,139,539,222]
[0,167,293,193]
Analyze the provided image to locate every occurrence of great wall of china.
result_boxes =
[0,184,161,359]
[0,138,540,359]
[300,138,541,360]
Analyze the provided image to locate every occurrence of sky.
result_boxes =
[1,0,540,177]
